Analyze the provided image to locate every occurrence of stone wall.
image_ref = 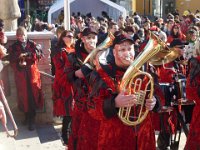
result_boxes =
[3,32,54,124]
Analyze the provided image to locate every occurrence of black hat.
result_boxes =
[81,27,98,36]
[113,33,134,46]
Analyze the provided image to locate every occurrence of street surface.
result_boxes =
[0,118,187,150]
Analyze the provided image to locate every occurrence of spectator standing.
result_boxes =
[57,10,64,25]
[52,30,75,145]
[20,15,32,32]
[8,26,44,131]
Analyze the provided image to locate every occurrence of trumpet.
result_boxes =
[0,85,18,138]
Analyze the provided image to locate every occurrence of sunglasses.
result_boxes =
[65,35,73,38]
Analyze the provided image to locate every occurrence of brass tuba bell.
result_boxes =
[118,32,181,126]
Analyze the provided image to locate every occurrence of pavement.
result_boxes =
[0,118,65,150]
[0,118,187,150]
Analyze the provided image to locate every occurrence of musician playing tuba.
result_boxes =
[87,33,161,150]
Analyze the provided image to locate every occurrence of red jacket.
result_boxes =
[185,56,200,150]
[67,42,93,150]
[88,65,156,150]
[8,40,44,112]
[52,46,74,116]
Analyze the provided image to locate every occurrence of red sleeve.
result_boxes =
[88,87,114,121]
[167,36,173,44]
[63,53,78,82]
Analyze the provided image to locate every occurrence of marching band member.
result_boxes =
[184,32,200,150]
[88,33,160,150]
[154,39,186,149]
[76,49,104,150]
[7,26,44,131]
[66,27,98,149]
[52,30,75,145]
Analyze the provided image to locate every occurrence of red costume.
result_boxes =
[88,63,160,150]
[66,40,94,150]
[75,70,103,150]
[52,47,74,117]
[8,39,44,112]
[185,56,200,150]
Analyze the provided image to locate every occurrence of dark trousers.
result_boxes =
[62,116,72,145]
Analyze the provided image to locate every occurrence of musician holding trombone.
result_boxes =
[52,30,75,145]
[66,27,99,149]
[7,26,44,131]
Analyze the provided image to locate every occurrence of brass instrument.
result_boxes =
[118,32,181,126]
[19,57,27,67]
[0,85,18,138]
[83,32,115,64]
[19,52,33,67]
[19,53,28,67]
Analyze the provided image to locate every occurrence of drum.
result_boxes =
[174,78,187,101]
[159,83,175,106]
[173,77,195,124]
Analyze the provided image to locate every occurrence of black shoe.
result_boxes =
[28,117,36,131]
[22,114,28,125]
[61,135,68,145]
[22,119,28,125]
[28,123,35,131]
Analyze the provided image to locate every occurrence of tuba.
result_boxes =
[118,32,181,126]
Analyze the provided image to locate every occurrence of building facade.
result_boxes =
[19,0,200,23]
[133,0,200,18]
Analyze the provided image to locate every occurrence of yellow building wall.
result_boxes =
[134,0,153,16]
[132,0,136,13]
[132,0,200,16]
[135,0,143,15]
[176,0,200,15]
